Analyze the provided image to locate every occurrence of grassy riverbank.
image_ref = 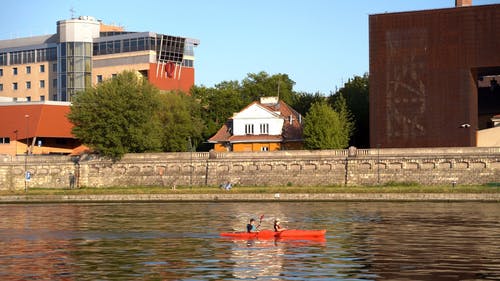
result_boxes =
[1,184,499,196]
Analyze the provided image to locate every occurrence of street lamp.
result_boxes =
[13,130,18,155]
[24,114,29,192]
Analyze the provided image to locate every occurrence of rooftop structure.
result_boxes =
[0,16,199,102]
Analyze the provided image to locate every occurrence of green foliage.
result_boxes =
[290,91,326,115]
[157,91,205,152]
[303,101,352,149]
[241,71,296,104]
[68,71,163,160]
[328,73,369,147]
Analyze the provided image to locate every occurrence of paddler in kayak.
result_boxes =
[273,218,287,232]
[246,218,260,233]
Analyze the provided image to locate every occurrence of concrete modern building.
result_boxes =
[0,16,199,102]
[209,97,304,152]
[369,1,500,148]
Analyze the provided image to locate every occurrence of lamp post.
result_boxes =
[13,130,18,155]
[377,143,380,185]
[188,137,193,187]
[24,114,29,192]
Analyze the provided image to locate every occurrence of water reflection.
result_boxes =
[0,202,498,280]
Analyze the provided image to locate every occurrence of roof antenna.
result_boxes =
[70,7,76,19]
[277,77,280,101]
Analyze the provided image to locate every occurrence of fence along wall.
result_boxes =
[0,147,499,190]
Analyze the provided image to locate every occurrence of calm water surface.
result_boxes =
[0,202,499,280]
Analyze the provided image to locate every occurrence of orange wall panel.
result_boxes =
[148,63,194,93]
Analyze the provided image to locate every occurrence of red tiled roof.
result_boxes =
[208,99,303,144]
[208,120,232,143]
[0,103,74,140]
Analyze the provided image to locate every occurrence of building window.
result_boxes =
[40,95,45,101]
[97,75,103,83]
[13,67,18,75]
[0,84,2,91]
[0,68,3,76]
[26,81,31,89]
[40,80,45,88]
[26,96,31,101]
[0,137,11,144]
[40,65,45,73]
[26,66,31,74]
[13,82,18,90]
[259,123,269,134]
[245,124,254,135]
[261,146,269,151]
[52,63,57,72]
[53,79,57,88]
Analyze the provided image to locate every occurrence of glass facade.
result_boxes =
[92,34,191,66]
[57,42,92,101]
[0,47,57,66]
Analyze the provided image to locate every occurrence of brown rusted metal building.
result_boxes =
[369,1,500,148]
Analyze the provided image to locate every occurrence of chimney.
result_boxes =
[455,0,472,7]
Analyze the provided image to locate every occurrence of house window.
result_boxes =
[26,66,31,74]
[26,96,31,101]
[40,65,45,73]
[0,137,11,144]
[40,95,45,101]
[0,84,3,91]
[0,68,3,76]
[13,82,18,90]
[26,81,31,89]
[53,79,57,88]
[40,80,45,88]
[245,124,254,134]
[97,75,103,83]
[13,67,18,75]
[261,146,269,151]
[52,63,57,72]
[259,123,269,134]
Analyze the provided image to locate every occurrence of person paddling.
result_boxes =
[247,218,258,233]
[274,218,287,232]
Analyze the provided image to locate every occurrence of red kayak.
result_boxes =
[220,229,326,240]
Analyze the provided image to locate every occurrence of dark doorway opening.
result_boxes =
[475,67,500,130]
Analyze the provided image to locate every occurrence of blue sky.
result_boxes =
[1,0,498,94]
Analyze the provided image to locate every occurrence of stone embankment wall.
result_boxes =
[0,147,499,190]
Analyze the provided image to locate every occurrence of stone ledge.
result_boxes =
[0,193,498,203]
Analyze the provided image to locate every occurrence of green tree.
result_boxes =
[241,71,296,104]
[303,101,352,149]
[68,71,162,159]
[290,91,326,115]
[157,91,205,152]
[191,82,245,141]
[328,73,369,147]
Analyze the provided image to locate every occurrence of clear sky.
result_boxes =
[1,0,498,94]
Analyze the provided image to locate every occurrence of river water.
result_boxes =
[0,202,499,280]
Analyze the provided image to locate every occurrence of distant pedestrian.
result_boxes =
[69,172,75,189]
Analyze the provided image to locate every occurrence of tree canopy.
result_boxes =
[68,71,163,159]
[328,73,369,147]
[68,70,367,157]
[303,100,352,150]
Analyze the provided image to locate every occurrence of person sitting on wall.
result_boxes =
[220,182,232,190]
